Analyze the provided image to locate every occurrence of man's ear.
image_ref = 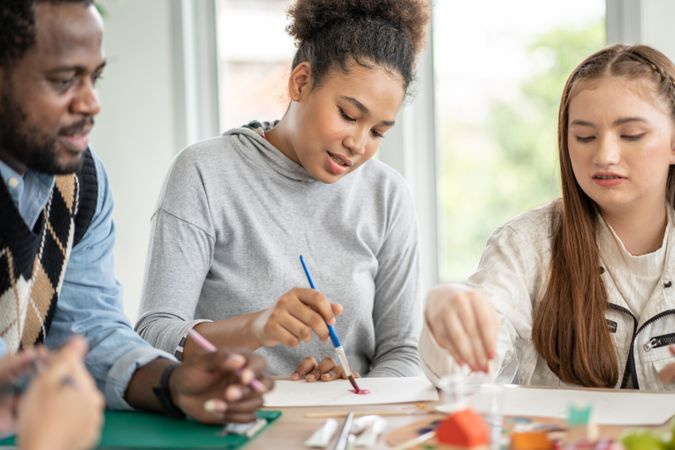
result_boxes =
[288,62,313,102]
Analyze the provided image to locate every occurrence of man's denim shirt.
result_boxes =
[0,149,174,409]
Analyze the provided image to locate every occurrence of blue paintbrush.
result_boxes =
[299,255,361,393]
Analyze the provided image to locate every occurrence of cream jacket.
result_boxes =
[420,200,675,391]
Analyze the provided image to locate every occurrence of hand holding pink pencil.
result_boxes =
[187,328,267,393]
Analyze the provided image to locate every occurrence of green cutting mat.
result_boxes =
[0,410,281,449]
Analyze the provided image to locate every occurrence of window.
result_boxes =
[433,1,605,281]
[215,0,295,130]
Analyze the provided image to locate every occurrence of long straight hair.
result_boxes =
[532,44,675,387]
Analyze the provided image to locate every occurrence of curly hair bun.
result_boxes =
[287,0,430,56]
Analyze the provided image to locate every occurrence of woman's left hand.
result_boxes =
[657,344,675,383]
[290,357,359,382]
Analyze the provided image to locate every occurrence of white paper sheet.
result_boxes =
[466,385,675,426]
[263,376,439,407]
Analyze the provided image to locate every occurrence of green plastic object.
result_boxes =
[567,404,593,426]
[0,409,281,449]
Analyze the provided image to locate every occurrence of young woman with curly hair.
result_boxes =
[136,0,431,382]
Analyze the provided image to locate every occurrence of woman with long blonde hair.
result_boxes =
[421,44,675,390]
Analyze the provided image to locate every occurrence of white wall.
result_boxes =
[641,0,675,60]
[90,0,179,321]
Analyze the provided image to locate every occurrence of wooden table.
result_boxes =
[248,401,672,449]
[248,403,437,449]
[0,389,668,450]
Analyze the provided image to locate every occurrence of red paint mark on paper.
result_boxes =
[350,389,371,395]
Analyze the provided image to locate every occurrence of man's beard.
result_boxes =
[0,89,92,175]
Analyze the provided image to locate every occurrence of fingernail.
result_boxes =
[239,368,254,384]
[226,354,246,367]
[456,359,464,366]
[321,373,331,380]
[291,372,299,380]
[328,318,336,325]
[306,374,316,381]
[226,386,243,402]
[204,399,227,413]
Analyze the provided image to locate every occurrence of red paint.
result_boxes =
[350,389,371,395]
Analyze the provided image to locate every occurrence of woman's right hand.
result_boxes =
[250,288,343,347]
[425,285,500,373]
[17,336,104,450]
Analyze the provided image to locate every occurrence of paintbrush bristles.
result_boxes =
[348,375,360,392]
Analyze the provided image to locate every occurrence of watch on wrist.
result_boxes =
[152,363,186,419]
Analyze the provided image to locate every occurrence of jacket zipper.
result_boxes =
[616,308,675,388]
[608,303,638,388]
[643,332,675,352]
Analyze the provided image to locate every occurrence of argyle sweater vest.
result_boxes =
[0,150,97,352]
